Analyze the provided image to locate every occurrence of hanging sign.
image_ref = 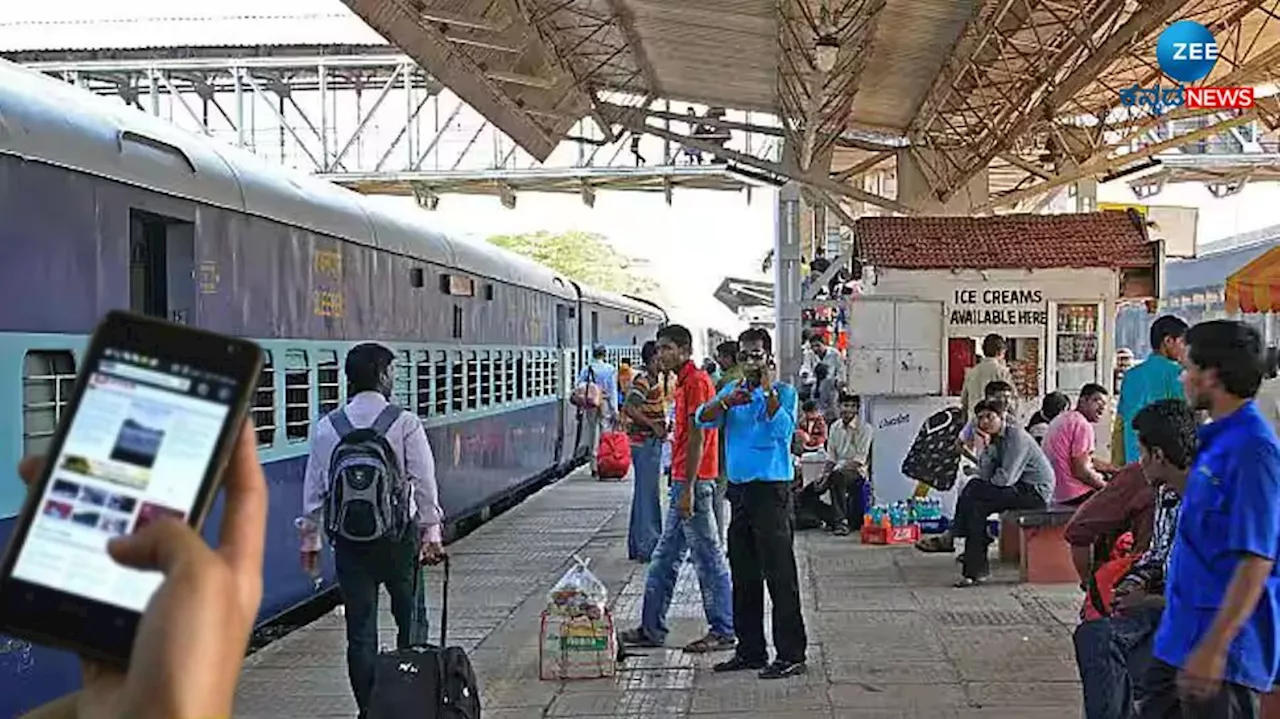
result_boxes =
[949,288,1048,327]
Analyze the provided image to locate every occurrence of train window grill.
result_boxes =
[478,350,492,407]
[450,352,465,413]
[516,352,527,400]
[532,352,543,397]
[21,350,76,457]
[317,350,340,417]
[252,352,276,446]
[415,351,434,418]
[541,351,552,397]
[393,350,413,410]
[504,351,516,402]
[284,350,311,442]
[550,353,561,396]
[466,351,479,409]
[433,351,448,415]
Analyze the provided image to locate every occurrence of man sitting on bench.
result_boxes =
[950,398,1053,587]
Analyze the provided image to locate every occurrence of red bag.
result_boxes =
[596,431,632,480]
[1081,531,1139,621]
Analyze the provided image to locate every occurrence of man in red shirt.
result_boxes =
[619,324,736,654]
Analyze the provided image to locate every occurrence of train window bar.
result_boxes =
[283,350,311,442]
[466,351,479,409]
[550,351,561,397]
[393,350,413,410]
[516,351,527,401]
[504,350,516,403]
[251,352,276,447]
[415,350,434,418]
[450,351,465,414]
[316,350,341,417]
[433,350,448,416]
[21,350,76,458]
[478,350,492,407]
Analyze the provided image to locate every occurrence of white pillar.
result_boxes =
[775,182,804,383]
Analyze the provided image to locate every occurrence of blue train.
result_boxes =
[0,58,665,717]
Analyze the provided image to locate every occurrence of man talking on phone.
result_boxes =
[697,328,807,679]
[296,343,444,719]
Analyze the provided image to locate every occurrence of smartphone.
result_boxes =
[0,311,263,666]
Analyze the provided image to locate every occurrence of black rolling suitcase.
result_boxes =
[368,555,481,719]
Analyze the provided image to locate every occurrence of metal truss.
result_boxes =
[775,0,884,171]
[907,0,1280,205]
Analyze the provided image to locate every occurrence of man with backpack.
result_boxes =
[574,344,620,477]
[296,343,444,719]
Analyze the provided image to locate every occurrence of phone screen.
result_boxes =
[9,347,238,612]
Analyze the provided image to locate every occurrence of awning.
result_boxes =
[1225,245,1280,313]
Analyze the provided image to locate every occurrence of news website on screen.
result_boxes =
[11,349,236,612]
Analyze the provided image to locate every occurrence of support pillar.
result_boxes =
[1072,176,1098,213]
[897,148,990,215]
[775,182,804,384]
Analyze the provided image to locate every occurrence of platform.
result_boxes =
[233,470,1084,718]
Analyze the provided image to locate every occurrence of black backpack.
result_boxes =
[323,405,410,543]
[369,556,481,719]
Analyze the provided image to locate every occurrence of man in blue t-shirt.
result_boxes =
[1142,320,1280,719]
[1118,316,1188,464]
[696,328,806,680]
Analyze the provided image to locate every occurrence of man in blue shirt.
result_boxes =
[696,328,806,679]
[1142,320,1280,719]
[1118,316,1188,464]
[576,344,619,477]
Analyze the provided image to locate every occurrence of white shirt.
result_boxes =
[827,417,872,472]
[298,391,443,551]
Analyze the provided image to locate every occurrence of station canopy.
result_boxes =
[340,0,1280,214]
[1226,245,1280,314]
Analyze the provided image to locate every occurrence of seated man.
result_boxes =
[951,398,1053,587]
[1072,399,1192,719]
[818,392,873,535]
[957,380,1018,463]
[1046,383,1118,506]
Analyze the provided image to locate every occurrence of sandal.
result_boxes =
[683,633,737,653]
[915,535,955,553]
[619,628,663,648]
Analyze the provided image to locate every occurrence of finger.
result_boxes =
[108,517,207,573]
[18,456,46,487]
[216,420,268,578]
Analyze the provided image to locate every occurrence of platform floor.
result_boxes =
[233,471,1085,718]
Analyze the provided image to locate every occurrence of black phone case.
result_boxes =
[900,407,964,491]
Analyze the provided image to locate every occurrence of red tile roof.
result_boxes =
[855,211,1156,270]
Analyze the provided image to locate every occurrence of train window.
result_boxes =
[21,350,76,457]
[317,350,340,417]
[465,351,479,409]
[284,350,311,442]
[516,352,527,400]
[591,311,599,346]
[504,350,516,403]
[450,351,465,413]
[452,305,463,340]
[409,268,425,288]
[393,350,413,410]
[252,352,276,446]
[484,283,494,301]
[478,350,492,407]
[433,350,448,415]
[415,351,433,418]
[550,352,561,396]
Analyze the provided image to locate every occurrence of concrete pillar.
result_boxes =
[1073,176,1098,213]
[897,148,990,215]
[775,182,804,384]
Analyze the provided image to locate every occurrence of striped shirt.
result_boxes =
[1122,485,1181,592]
[626,370,669,443]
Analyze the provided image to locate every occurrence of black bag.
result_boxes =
[368,556,481,719]
[900,407,964,491]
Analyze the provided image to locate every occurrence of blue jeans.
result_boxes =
[639,482,735,642]
[1074,605,1162,719]
[629,438,664,561]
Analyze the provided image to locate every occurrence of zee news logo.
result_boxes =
[1120,20,1254,114]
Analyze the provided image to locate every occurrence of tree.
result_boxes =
[487,230,658,296]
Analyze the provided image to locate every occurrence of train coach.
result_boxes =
[0,58,664,716]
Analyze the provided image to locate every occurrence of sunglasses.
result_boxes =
[737,350,768,362]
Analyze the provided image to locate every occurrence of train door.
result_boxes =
[554,303,573,464]
[129,209,195,324]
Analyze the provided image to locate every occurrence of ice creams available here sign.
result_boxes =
[949,288,1047,327]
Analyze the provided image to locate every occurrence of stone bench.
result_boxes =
[997,505,1079,584]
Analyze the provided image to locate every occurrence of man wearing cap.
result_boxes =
[577,344,620,477]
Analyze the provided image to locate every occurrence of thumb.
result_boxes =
[108,517,207,573]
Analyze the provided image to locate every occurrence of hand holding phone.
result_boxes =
[13,421,268,719]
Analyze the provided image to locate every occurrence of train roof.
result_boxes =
[575,283,663,319]
[0,58,580,300]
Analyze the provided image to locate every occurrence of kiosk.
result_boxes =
[843,212,1163,514]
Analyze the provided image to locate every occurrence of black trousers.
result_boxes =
[825,467,864,526]
[1138,659,1259,719]
[334,532,421,717]
[726,480,807,664]
[954,480,1045,579]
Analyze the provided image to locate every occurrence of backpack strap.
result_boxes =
[370,405,403,436]
[329,408,355,438]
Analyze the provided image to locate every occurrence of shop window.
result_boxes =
[252,352,276,446]
[283,350,311,442]
[316,349,340,417]
[21,350,76,457]
[393,349,413,410]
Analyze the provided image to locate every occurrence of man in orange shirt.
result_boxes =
[619,324,736,653]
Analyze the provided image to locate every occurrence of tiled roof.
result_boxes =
[855,211,1157,270]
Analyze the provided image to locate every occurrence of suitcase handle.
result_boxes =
[413,552,450,647]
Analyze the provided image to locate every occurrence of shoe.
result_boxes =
[683,632,737,653]
[759,660,807,679]
[713,654,768,672]
[833,523,850,537]
[619,627,663,648]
